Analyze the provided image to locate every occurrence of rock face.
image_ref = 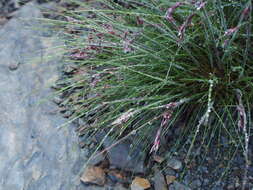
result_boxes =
[0,3,87,190]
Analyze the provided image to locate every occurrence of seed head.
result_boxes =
[165,2,184,23]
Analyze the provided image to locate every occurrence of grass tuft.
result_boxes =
[46,0,252,187]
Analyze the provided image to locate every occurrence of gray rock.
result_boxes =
[170,181,191,190]
[202,179,209,186]
[114,184,128,190]
[154,169,167,190]
[0,0,19,17]
[211,181,225,190]
[191,179,202,189]
[52,96,63,105]
[227,184,235,190]
[183,173,192,185]
[108,142,145,173]
[197,166,208,173]
[234,155,244,165]
[211,186,223,190]
[63,65,76,74]
[63,110,73,118]
[78,184,111,190]
[78,118,87,126]
[167,158,182,170]
[88,153,105,166]
[221,136,229,147]
[0,3,86,190]
[164,168,176,176]
[96,132,145,173]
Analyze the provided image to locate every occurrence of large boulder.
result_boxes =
[0,2,86,190]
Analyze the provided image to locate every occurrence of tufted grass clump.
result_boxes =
[47,0,252,187]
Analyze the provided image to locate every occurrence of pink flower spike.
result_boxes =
[123,40,133,53]
[136,16,144,25]
[242,6,250,17]
[165,102,177,109]
[222,39,229,48]
[71,51,88,60]
[165,2,184,23]
[195,1,207,10]
[224,27,239,36]
[150,128,161,154]
[236,90,247,131]
[178,14,195,40]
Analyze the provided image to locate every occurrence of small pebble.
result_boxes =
[154,170,167,190]
[164,168,176,176]
[167,158,182,170]
[170,181,191,190]
[191,179,202,188]
[131,177,151,190]
[52,96,63,105]
[80,166,106,186]
[166,175,176,185]
[63,111,72,118]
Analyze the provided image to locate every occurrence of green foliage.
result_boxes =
[51,0,252,182]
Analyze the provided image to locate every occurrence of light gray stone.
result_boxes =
[170,181,191,190]
[167,158,182,170]
[0,2,87,190]
[191,179,202,189]
[154,170,167,190]
[96,132,145,173]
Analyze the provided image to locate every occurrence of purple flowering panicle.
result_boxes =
[150,99,189,154]
[112,109,138,126]
[223,26,240,47]
[71,50,89,59]
[150,111,173,154]
[165,2,185,23]
[150,128,161,154]
[236,90,247,130]
[242,6,250,18]
[165,1,206,23]
[223,5,251,48]
[194,1,207,10]
[150,102,178,154]
[122,32,134,53]
[224,27,239,37]
[136,16,144,25]
[235,89,250,190]
[178,14,195,40]
[164,1,207,41]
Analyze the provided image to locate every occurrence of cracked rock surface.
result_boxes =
[0,3,88,190]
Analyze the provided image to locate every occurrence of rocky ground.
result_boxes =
[1,1,253,190]
[71,116,253,190]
